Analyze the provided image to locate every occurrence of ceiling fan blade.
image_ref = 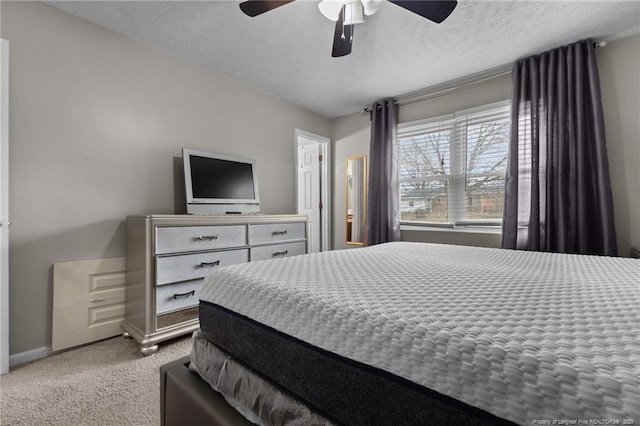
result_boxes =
[239,0,295,17]
[388,1,457,23]
[332,5,354,57]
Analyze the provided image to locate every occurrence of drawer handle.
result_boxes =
[172,290,195,300]
[272,230,288,236]
[196,235,218,241]
[198,260,221,268]
[272,250,288,257]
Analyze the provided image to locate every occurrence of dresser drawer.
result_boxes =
[155,279,202,315]
[248,222,306,245]
[156,307,199,330]
[156,248,249,286]
[250,241,307,261]
[155,225,247,255]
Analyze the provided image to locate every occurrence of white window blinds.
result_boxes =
[399,101,510,226]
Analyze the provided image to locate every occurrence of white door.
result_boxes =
[297,141,321,253]
[296,130,331,252]
[0,39,9,374]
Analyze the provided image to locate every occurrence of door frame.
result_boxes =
[295,129,331,252]
[1,38,9,375]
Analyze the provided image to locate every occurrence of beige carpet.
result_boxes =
[0,334,192,425]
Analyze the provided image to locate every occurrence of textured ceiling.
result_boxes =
[47,0,640,118]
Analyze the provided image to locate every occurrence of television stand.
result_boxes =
[121,214,307,355]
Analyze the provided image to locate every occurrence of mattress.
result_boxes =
[198,300,514,425]
[199,242,640,424]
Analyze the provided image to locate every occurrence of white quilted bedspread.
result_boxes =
[199,242,640,424]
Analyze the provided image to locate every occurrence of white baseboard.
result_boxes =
[9,346,51,368]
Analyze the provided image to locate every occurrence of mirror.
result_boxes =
[346,155,367,246]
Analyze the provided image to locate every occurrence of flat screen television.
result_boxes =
[182,148,260,215]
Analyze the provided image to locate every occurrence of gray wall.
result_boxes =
[597,35,640,260]
[1,1,330,355]
[331,34,640,255]
[331,113,371,250]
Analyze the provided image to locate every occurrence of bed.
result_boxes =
[161,242,640,425]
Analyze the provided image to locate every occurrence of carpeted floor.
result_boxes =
[0,334,192,425]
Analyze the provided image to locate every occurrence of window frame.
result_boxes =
[398,100,510,229]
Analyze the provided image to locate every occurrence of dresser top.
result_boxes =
[127,214,307,226]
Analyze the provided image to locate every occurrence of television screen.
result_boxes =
[189,155,256,200]
[183,148,260,215]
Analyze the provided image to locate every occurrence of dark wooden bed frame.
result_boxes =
[159,355,516,426]
[160,356,253,426]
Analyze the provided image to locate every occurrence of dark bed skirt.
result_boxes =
[198,300,516,426]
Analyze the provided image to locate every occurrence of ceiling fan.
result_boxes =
[239,0,458,57]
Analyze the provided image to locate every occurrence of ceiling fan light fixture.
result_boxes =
[319,0,364,25]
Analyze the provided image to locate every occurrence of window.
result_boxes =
[399,101,510,226]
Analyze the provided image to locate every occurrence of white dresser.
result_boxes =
[122,214,307,355]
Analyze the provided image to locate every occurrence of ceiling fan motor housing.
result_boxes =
[318,0,384,24]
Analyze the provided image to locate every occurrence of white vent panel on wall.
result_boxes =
[52,257,126,352]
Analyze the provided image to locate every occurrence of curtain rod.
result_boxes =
[361,39,608,115]
[360,64,512,115]
[398,68,512,106]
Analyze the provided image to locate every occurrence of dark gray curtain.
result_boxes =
[366,98,401,246]
[502,39,617,256]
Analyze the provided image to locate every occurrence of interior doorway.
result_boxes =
[295,129,331,253]
[1,39,9,374]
